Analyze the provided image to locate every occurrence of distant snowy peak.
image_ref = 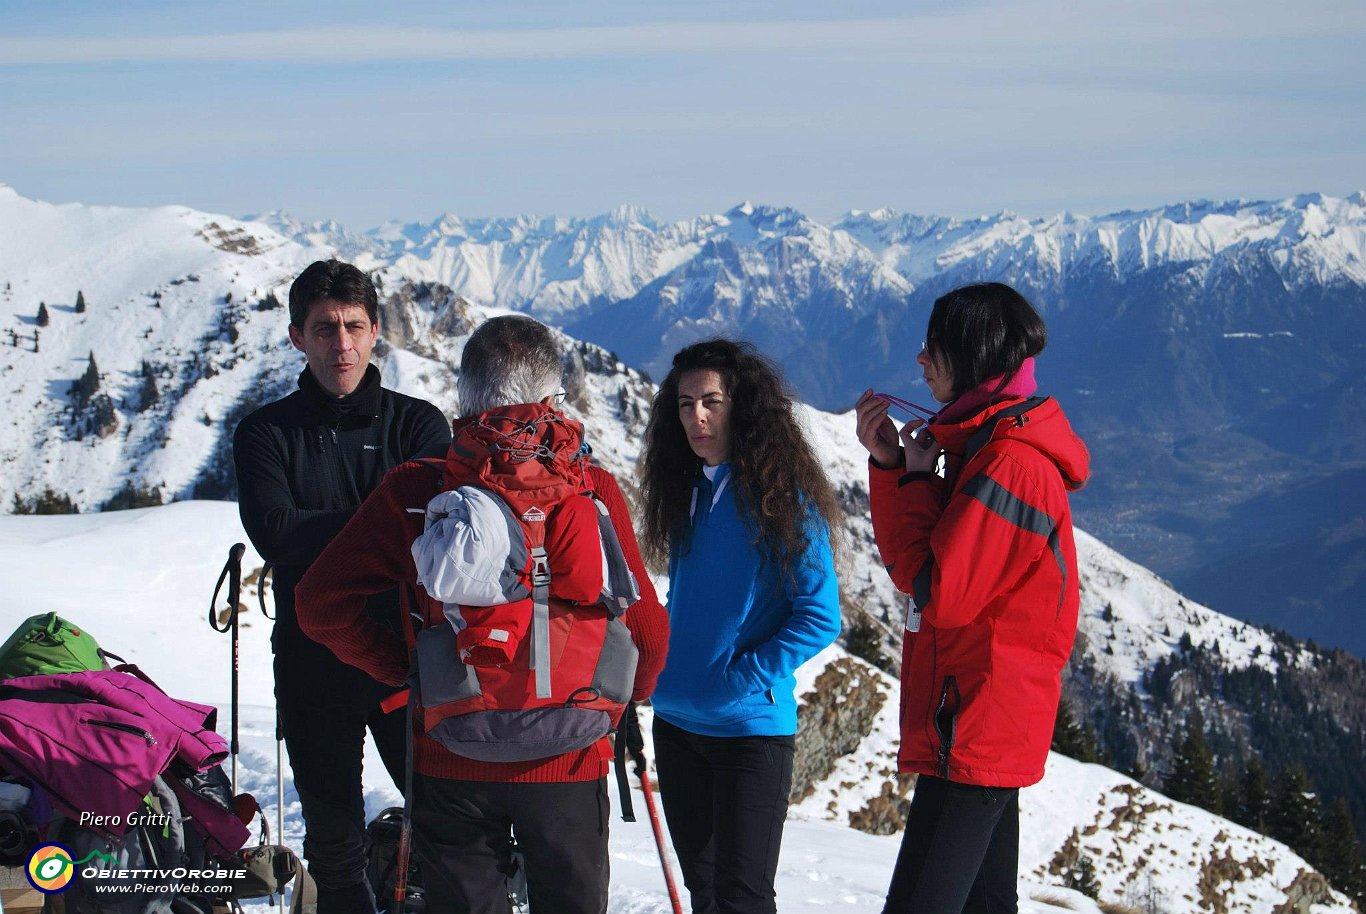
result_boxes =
[835,192,1366,288]
[246,210,379,264]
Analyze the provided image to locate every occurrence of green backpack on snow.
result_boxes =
[0,612,117,679]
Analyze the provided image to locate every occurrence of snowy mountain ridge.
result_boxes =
[256,190,1366,318]
[838,191,1366,289]
[286,199,914,339]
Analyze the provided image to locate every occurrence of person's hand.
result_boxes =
[855,390,902,470]
[898,419,943,474]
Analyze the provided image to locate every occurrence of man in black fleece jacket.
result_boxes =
[233,260,450,914]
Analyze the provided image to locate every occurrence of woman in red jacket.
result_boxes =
[855,282,1090,913]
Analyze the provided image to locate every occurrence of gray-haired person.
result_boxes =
[295,315,671,913]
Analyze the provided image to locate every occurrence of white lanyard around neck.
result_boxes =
[689,472,730,521]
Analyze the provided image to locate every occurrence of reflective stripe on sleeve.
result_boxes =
[960,473,1069,616]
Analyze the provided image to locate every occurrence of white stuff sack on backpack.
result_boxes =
[411,486,530,618]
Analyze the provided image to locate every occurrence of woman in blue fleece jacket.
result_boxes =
[640,338,843,914]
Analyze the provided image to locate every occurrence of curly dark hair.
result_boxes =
[639,339,842,581]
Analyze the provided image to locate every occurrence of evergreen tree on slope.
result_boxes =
[1164,711,1221,815]
[1268,763,1323,865]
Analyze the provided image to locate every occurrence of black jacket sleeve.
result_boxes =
[233,420,356,566]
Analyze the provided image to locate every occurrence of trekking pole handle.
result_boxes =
[227,542,244,612]
[209,543,246,632]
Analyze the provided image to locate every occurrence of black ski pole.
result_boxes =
[258,562,286,914]
[210,542,245,794]
[390,588,424,914]
[391,683,415,914]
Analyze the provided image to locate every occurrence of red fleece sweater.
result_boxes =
[296,460,669,782]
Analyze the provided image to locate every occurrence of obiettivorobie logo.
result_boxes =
[25,843,116,894]
[24,842,248,898]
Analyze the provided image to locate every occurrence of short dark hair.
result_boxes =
[457,316,563,416]
[925,282,1046,397]
[288,260,379,328]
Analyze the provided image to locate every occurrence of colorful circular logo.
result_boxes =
[26,843,76,893]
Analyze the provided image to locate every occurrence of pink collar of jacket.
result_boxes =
[933,358,1038,426]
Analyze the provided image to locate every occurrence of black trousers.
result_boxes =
[882,775,1019,914]
[275,632,408,912]
[652,717,794,914]
[410,775,610,914]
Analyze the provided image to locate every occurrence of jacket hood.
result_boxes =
[931,396,1090,491]
[445,403,589,503]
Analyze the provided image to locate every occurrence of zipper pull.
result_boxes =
[86,718,158,746]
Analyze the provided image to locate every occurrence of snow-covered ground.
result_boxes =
[0,503,1350,913]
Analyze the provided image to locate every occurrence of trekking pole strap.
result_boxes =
[614,711,636,823]
[259,562,275,620]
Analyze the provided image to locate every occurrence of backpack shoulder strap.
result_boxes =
[960,396,1050,468]
[586,493,640,617]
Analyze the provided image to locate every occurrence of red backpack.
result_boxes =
[406,405,640,763]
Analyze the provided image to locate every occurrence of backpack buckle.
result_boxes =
[530,552,551,588]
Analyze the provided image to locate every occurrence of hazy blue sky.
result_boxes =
[1,0,1362,228]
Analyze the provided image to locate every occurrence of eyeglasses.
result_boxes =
[552,388,567,406]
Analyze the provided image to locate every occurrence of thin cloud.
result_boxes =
[1,21,934,65]
[1,2,1360,66]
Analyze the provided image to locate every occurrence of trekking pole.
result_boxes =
[390,588,424,914]
[210,542,246,794]
[390,681,416,914]
[637,765,684,914]
[257,562,286,914]
[623,705,684,914]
